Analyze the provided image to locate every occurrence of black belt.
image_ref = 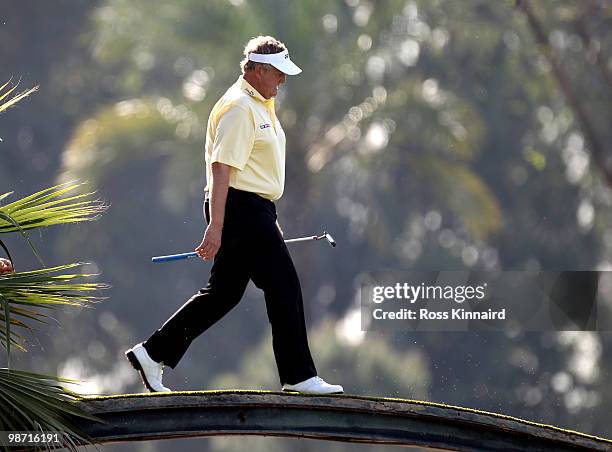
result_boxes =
[205,188,274,206]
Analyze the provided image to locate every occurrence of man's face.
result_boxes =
[257,65,286,99]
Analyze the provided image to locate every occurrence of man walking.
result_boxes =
[126,36,343,395]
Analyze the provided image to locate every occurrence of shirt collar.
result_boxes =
[239,76,275,107]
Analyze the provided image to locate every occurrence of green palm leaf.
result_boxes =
[0,264,108,357]
[0,212,45,268]
[0,81,38,114]
[0,181,107,234]
[0,294,9,368]
[0,263,108,452]
[0,368,105,452]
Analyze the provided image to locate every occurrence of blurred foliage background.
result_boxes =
[1,0,611,450]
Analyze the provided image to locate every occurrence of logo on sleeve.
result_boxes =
[260,123,272,129]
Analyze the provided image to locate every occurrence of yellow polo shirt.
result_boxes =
[204,76,286,201]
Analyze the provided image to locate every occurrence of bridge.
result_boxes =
[73,390,611,451]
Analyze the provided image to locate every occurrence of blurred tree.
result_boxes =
[4,0,606,442]
[517,0,612,186]
[515,0,612,439]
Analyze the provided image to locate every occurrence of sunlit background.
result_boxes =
[2,0,612,450]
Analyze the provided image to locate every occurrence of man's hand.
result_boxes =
[195,223,223,261]
[0,258,14,274]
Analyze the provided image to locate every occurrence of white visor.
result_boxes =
[248,50,302,75]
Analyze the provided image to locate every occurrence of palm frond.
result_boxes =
[0,81,39,115]
[0,263,108,354]
[0,368,105,452]
[0,301,52,356]
[1,80,107,451]
[0,295,10,367]
[0,212,45,267]
[0,182,108,234]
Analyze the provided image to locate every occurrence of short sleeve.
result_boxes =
[210,105,255,170]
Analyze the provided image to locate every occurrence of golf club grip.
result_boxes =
[152,252,198,263]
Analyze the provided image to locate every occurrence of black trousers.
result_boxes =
[143,187,317,385]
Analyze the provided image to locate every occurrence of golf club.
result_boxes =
[152,231,336,263]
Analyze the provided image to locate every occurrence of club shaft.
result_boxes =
[284,236,318,244]
[152,235,320,263]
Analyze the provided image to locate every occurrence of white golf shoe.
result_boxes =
[282,376,343,395]
[125,343,171,393]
